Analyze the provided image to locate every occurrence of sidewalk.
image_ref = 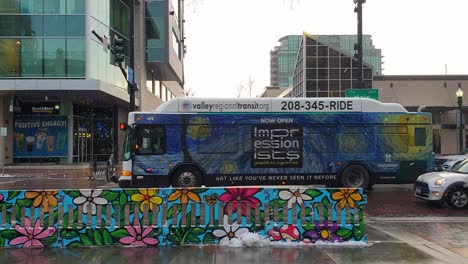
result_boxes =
[364,217,468,263]
[2,163,92,179]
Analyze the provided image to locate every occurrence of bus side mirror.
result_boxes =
[120,122,130,131]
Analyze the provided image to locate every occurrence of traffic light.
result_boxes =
[114,36,124,64]
[354,43,359,59]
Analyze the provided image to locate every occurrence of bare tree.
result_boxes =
[236,83,244,98]
[184,86,197,97]
[246,74,255,98]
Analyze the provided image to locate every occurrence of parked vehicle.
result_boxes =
[441,156,467,171]
[434,154,468,171]
[414,159,468,209]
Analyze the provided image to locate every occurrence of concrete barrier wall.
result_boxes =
[0,187,366,248]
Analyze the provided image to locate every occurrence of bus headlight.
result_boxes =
[434,177,447,186]
[121,171,132,177]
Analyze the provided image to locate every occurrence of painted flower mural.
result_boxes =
[168,188,201,204]
[131,189,163,212]
[0,187,366,248]
[9,218,56,248]
[303,220,342,243]
[72,189,108,214]
[278,188,313,208]
[212,215,249,244]
[25,190,58,212]
[218,187,261,216]
[331,189,363,209]
[120,225,159,247]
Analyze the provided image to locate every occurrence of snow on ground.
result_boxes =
[219,232,369,248]
[0,174,14,178]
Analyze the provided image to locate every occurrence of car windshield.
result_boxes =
[452,159,468,173]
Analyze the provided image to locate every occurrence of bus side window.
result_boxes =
[378,126,409,153]
[414,128,426,146]
[136,125,165,155]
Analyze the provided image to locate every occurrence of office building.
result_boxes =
[270,34,382,89]
[0,0,186,169]
[290,32,374,98]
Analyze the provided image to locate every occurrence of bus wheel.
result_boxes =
[340,164,370,189]
[172,166,202,187]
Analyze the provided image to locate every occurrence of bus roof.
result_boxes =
[151,97,407,114]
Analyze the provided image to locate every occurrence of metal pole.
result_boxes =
[129,0,136,112]
[356,0,364,88]
[459,96,463,153]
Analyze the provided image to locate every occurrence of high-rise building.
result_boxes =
[270,34,382,88]
[291,32,374,98]
[270,35,302,88]
[0,0,186,167]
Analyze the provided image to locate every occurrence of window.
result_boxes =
[0,39,21,77]
[44,39,66,77]
[414,128,426,146]
[378,126,409,153]
[66,39,85,77]
[340,127,372,153]
[123,128,133,160]
[340,134,369,153]
[135,125,166,155]
[21,38,43,77]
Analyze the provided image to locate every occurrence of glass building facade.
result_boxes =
[0,0,86,78]
[291,33,373,98]
[270,35,301,88]
[314,35,382,76]
[270,34,382,89]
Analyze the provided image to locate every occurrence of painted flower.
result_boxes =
[303,220,342,243]
[219,188,261,216]
[9,218,56,248]
[331,188,363,209]
[119,225,159,247]
[212,215,249,244]
[25,190,58,212]
[131,189,163,212]
[0,193,4,202]
[168,188,201,204]
[72,189,108,214]
[203,193,218,206]
[278,188,313,208]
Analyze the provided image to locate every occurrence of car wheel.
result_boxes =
[172,166,202,187]
[340,164,370,189]
[447,187,468,209]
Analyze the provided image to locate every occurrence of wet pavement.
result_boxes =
[365,184,468,217]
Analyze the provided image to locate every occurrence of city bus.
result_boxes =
[118,97,434,189]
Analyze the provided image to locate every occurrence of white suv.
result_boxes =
[414,159,468,209]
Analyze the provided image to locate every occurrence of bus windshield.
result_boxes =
[123,128,132,161]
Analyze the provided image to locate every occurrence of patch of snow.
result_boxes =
[0,174,14,178]
[218,231,368,248]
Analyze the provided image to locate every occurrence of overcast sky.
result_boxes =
[183,0,468,98]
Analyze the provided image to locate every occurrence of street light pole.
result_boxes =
[354,0,365,88]
[456,87,464,153]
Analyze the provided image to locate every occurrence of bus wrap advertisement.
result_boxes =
[252,125,303,168]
